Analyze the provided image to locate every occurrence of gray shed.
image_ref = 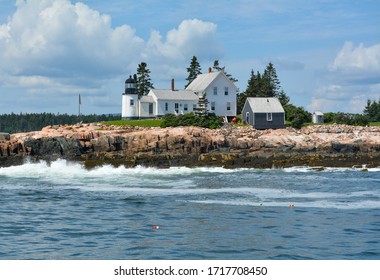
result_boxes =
[242,97,285,129]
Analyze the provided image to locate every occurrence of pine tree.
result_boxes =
[194,92,209,116]
[277,89,290,106]
[237,63,290,113]
[262,62,280,97]
[364,99,380,122]
[212,60,238,82]
[136,62,154,97]
[185,56,202,88]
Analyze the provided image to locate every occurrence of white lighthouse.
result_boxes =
[122,75,138,119]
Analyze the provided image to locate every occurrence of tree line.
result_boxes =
[0,113,120,134]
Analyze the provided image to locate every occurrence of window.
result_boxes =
[193,104,197,110]
[130,99,134,106]
[213,86,217,95]
[149,103,154,114]
[224,87,229,95]
[211,102,216,111]
[165,102,168,111]
[175,103,179,113]
[227,102,231,111]
[267,112,273,121]
[184,104,188,111]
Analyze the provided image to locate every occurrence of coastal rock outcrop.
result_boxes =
[1,123,380,168]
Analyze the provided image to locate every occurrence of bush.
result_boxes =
[160,112,223,129]
[284,104,312,129]
[324,112,369,126]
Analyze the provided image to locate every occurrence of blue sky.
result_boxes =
[0,0,379,115]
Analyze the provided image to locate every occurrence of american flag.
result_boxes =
[79,94,82,105]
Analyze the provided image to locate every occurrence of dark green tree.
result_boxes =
[262,62,281,97]
[212,60,238,82]
[194,92,209,116]
[283,104,312,129]
[277,89,290,106]
[237,63,290,113]
[185,56,202,88]
[364,99,380,122]
[136,62,154,97]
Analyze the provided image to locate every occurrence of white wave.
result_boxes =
[0,159,246,178]
[188,199,380,210]
[283,165,380,173]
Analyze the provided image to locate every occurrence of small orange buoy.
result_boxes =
[151,225,159,229]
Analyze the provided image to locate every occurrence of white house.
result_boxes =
[122,69,239,119]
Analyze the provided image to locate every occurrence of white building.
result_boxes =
[312,111,324,124]
[122,69,239,119]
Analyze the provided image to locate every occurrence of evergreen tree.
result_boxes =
[136,62,154,97]
[277,89,290,106]
[262,62,281,97]
[185,56,202,88]
[237,63,290,113]
[364,99,380,122]
[212,60,238,82]
[212,60,223,71]
[194,92,209,116]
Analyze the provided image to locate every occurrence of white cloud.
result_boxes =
[308,41,380,113]
[330,41,380,75]
[0,0,221,112]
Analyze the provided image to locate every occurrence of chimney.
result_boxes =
[171,79,175,91]
[208,67,212,73]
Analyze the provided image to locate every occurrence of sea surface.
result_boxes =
[0,159,379,260]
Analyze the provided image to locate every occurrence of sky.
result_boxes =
[0,0,379,115]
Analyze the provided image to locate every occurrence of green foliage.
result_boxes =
[212,60,238,82]
[0,113,121,133]
[237,63,290,113]
[284,104,312,129]
[160,113,223,129]
[323,112,369,126]
[194,93,209,116]
[364,99,380,122]
[185,56,202,88]
[136,62,154,97]
[104,119,162,127]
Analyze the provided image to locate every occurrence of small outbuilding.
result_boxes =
[312,111,324,124]
[242,97,285,129]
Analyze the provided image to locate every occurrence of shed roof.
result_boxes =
[149,89,198,101]
[313,111,323,115]
[246,97,285,113]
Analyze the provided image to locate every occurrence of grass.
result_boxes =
[370,122,380,126]
[103,119,163,127]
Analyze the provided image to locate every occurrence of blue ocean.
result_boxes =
[0,159,379,260]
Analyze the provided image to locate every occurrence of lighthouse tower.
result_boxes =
[122,75,138,119]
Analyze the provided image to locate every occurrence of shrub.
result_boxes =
[160,112,223,129]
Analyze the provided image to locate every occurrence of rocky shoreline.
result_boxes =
[1,123,380,168]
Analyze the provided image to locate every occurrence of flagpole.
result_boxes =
[78,94,81,118]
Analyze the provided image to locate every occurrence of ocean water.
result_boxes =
[0,159,379,260]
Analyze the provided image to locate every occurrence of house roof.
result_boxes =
[149,89,198,101]
[186,70,239,93]
[140,96,155,103]
[246,97,285,113]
